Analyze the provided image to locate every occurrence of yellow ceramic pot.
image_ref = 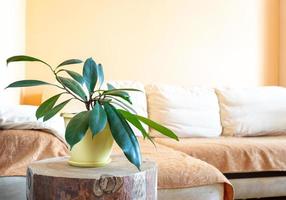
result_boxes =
[62,113,114,167]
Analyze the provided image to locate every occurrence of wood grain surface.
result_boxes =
[26,155,157,200]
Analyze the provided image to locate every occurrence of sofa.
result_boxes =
[1,82,286,200]
[145,84,286,200]
[147,84,286,200]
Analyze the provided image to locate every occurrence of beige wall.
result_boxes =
[0,0,25,104]
[24,0,280,104]
[280,0,286,86]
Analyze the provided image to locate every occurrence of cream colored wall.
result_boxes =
[24,0,280,104]
[0,0,25,104]
[280,0,286,86]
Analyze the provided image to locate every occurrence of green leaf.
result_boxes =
[107,96,137,114]
[118,109,155,145]
[90,101,107,137]
[104,88,142,94]
[36,93,62,119]
[57,59,82,68]
[106,93,132,104]
[58,76,87,100]
[65,111,90,149]
[97,64,104,88]
[62,70,84,84]
[104,103,141,170]
[136,115,179,141]
[7,55,50,67]
[83,58,98,93]
[104,87,135,105]
[43,99,71,121]
[6,80,51,88]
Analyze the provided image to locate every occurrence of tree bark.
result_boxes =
[26,155,157,200]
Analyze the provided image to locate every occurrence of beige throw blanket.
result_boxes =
[0,130,233,200]
[154,136,286,173]
[0,130,68,176]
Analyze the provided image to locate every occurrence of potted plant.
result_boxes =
[6,55,178,170]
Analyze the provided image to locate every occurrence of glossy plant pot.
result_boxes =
[62,113,114,167]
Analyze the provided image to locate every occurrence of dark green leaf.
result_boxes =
[43,99,71,121]
[136,115,179,141]
[58,76,87,100]
[6,80,51,88]
[7,55,50,67]
[57,59,82,68]
[104,88,142,94]
[97,64,104,88]
[90,101,107,137]
[36,93,62,119]
[118,109,155,145]
[104,103,141,170]
[106,93,132,104]
[63,70,84,84]
[104,87,133,105]
[83,58,98,93]
[65,111,90,149]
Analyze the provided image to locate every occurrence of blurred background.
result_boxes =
[1,0,286,105]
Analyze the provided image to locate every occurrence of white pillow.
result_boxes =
[145,84,222,138]
[42,80,148,136]
[216,87,286,136]
[0,105,66,142]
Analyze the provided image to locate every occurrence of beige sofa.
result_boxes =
[0,129,233,200]
[44,82,286,199]
[2,82,286,200]
[144,84,286,199]
[42,81,286,199]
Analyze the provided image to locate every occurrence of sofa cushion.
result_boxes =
[145,84,222,137]
[216,87,286,136]
[154,136,286,173]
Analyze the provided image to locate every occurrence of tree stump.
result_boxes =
[26,155,157,200]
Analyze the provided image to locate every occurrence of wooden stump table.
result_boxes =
[26,155,157,200]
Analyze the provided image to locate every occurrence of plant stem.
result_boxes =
[48,65,86,104]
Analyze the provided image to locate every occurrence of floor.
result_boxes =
[0,177,285,200]
[0,177,26,200]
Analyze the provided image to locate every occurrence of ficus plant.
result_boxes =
[6,55,178,170]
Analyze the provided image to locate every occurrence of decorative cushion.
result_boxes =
[216,87,286,136]
[145,84,222,138]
